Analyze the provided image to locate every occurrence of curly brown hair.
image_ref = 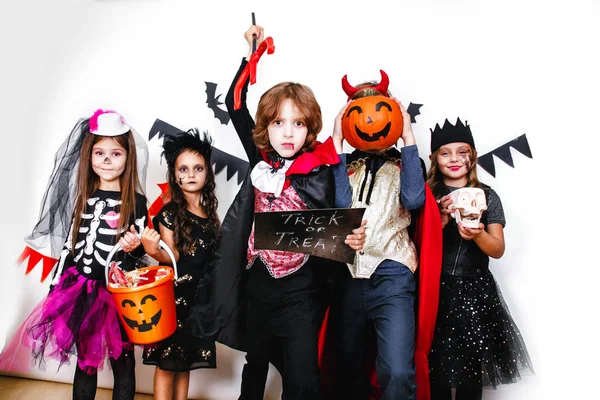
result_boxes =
[253,81,322,155]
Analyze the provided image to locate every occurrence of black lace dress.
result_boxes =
[142,203,217,371]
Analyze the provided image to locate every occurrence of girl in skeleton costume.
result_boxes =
[140,129,218,400]
[426,118,533,400]
[19,110,149,400]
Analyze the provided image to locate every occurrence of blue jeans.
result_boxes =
[335,264,416,400]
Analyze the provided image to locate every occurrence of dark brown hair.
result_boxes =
[253,82,322,154]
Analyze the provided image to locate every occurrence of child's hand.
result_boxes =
[438,195,453,228]
[345,219,368,251]
[457,222,484,240]
[332,101,351,153]
[393,97,415,147]
[244,24,264,58]
[141,226,161,258]
[119,225,141,253]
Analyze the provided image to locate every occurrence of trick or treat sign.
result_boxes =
[254,208,366,264]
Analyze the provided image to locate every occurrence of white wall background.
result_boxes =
[1,0,598,399]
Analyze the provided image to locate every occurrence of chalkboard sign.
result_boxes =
[254,208,366,264]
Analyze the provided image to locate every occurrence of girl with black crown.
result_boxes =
[426,118,534,400]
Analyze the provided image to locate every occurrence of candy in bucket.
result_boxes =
[105,237,179,344]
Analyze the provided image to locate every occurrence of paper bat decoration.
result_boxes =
[477,134,532,177]
[407,103,423,123]
[148,119,248,185]
[205,81,230,125]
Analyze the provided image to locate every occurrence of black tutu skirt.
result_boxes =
[429,270,533,388]
[142,273,216,372]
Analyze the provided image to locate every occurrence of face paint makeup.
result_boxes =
[104,157,111,163]
[460,153,471,170]
[178,176,184,185]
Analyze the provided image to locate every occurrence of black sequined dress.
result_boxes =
[142,203,217,371]
[428,184,533,388]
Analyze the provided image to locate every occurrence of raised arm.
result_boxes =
[224,25,265,165]
[396,97,425,210]
[331,101,352,208]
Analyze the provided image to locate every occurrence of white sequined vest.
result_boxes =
[347,160,417,278]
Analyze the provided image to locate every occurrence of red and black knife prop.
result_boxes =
[233,13,275,110]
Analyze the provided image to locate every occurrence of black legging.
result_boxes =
[430,385,483,400]
[73,350,136,400]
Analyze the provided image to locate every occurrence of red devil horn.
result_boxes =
[375,70,390,95]
[341,74,359,99]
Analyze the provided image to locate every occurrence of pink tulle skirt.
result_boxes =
[24,266,131,374]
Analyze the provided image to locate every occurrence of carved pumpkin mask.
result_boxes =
[121,294,163,333]
[341,70,404,151]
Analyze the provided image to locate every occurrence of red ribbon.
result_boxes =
[233,36,275,110]
[148,182,171,229]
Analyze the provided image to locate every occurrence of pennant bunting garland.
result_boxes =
[477,134,532,177]
[17,246,58,282]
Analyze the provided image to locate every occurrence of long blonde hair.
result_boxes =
[71,125,142,252]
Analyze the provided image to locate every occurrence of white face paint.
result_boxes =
[267,98,308,158]
[448,188,487,228]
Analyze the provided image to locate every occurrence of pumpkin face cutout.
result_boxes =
[121,294,162,333]
[341,95,404,151]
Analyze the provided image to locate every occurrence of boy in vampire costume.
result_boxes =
[186,30,366,400]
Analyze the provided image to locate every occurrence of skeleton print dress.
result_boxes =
[142,202,217,371]
[26,189,148,374]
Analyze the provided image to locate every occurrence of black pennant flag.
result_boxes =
[212,147,248,185]
[478,153,496,177]
[148,119,183,141]
[477,134,533,177]
[509,134,533,158]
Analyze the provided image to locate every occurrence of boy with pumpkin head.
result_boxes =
[327,71,442,400]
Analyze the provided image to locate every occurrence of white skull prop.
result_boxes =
[448,188,487,228]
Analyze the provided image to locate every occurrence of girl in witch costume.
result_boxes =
[7,109,149,400]
[426,118,533,400]
[140,129,218,400]
[186,24,366,400]
[327,72,442,400]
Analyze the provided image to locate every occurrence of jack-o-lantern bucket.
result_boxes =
[105,238,179,345]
